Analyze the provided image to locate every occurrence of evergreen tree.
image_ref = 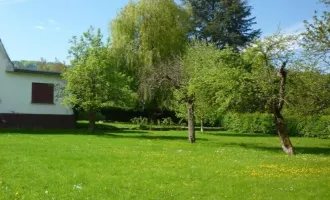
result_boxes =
[183,0,261,50]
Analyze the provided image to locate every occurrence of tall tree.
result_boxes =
[63,27,135,132]
[183,0,261,50]
[110,0,190,111]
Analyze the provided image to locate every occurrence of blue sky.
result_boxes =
[0,0,327,63]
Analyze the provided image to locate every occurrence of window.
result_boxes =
[31,83,54,104]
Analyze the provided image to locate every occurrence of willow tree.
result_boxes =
[110,0,190,110]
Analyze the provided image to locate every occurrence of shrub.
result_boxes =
[130,117,148,125]
[161,117,174,126]
[221,112,330,138]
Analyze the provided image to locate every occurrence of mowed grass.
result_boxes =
[0,129,330,200]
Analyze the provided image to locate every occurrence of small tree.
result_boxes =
[63,27,135,132]
[242,32,299,155]
[155,42,242,142]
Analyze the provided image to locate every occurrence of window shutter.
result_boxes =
[32,83,54,104]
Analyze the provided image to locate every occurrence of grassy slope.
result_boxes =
[0,129,330,200]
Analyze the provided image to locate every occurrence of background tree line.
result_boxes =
[61,0,329,155]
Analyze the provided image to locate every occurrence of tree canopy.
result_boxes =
[183,0,261,50]
[110,0,191,110]
[63,27,136,132]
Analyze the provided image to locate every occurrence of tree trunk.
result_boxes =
[89,111,96,133]
[187,99,196,143]
[273,61,294,155]
[274,110,294,155]
[200,120,204,133]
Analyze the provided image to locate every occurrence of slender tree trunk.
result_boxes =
[273,108,294,155]
[273,61,294,155]
[187,99,196,143]
[200,119,204,133]
[89,111,96,133]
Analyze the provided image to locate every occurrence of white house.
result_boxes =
[0,39,75,129]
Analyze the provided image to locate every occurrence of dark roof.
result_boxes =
[12,68,62,75]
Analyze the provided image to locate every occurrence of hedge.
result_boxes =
[222,113,330,139]
[222,113,276,134]
[286,115,330,139]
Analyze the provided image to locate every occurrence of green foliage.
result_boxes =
[302,0,330,66]
[172,42,247,124]
[286,69,330,115]
[130,116,148,125]
[222,113,276,134]
[286,115,330,139]
[12,59,66,72]
[110,0,190,106]
[63,26,136,114]
[183,0,261,50]
[160,117,174,126]
[235,32,299,114]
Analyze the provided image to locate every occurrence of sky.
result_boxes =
[0,0,328,63]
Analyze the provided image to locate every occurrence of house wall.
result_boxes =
[0,71,73,115]
[0,40,75,128]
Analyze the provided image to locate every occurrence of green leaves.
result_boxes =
[110,0,190,107]
[183,0,261,50]
[302,2,330,67]
[62,27,136,113]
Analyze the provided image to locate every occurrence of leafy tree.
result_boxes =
[302,0,330,66]
[154,42,243,142]
[63,27,135,132]
[183,0,261,50]
[195,32,298,154]
[241,32,299,155]
[286,67,330,115]
[110,0,190,111]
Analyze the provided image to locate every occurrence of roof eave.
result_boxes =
[12,68,62,75]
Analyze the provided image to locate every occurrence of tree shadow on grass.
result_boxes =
[0,128,148,135]
[204,132,275,138]
[221,142,330,155]
[98,133,209,141]
[0,128,209,141]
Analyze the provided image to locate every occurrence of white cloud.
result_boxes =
[35,25,45,30]
[48,19,59,25]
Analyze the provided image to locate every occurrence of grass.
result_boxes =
[0,127,330,199]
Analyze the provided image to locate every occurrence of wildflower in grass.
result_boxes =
[73,183,83,190]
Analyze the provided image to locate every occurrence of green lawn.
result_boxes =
[0,129,330,199]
